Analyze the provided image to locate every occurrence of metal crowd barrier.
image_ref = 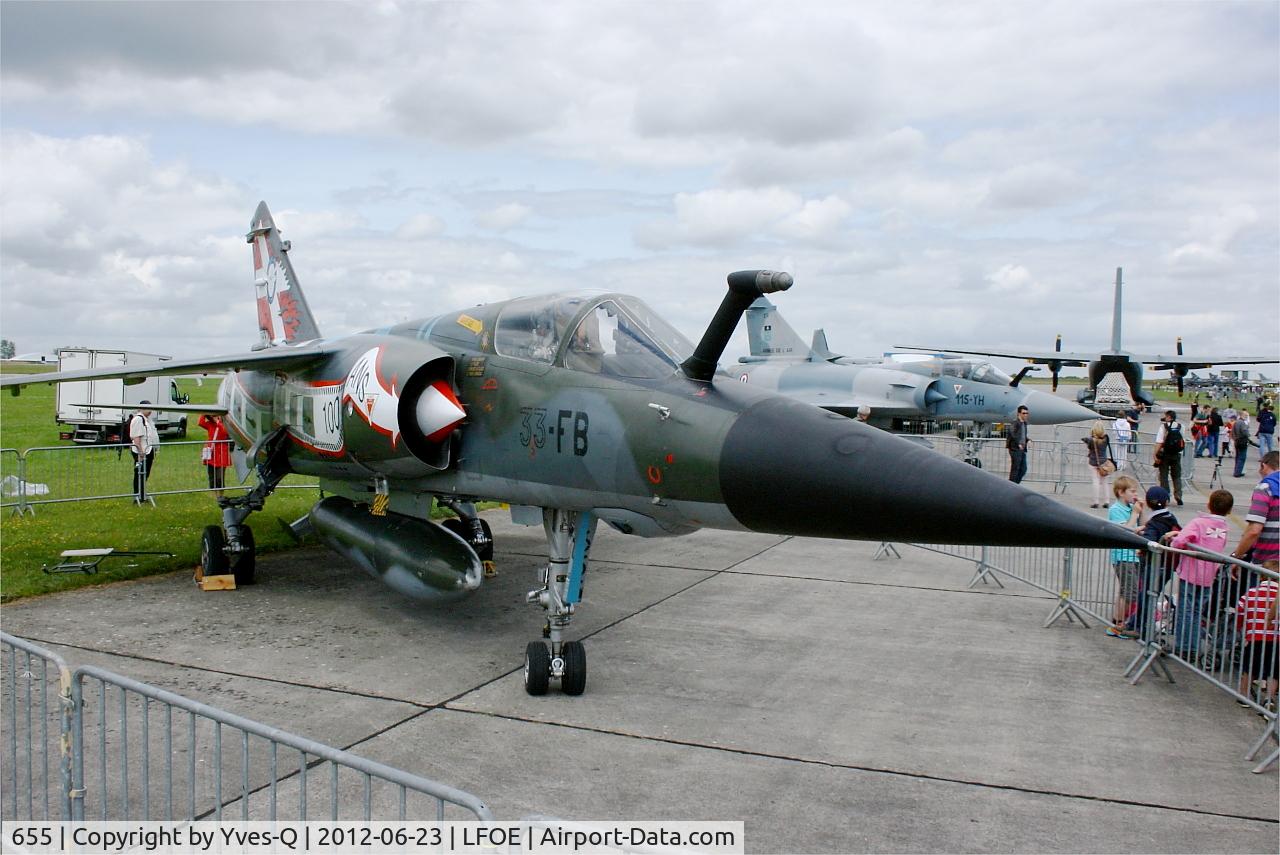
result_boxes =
[927,430,1191,496]
[0,441,319,514]
[889,540,1278,773]
[1,635,74,820]
[1,632,494,822]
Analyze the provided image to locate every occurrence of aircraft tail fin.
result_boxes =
[745,297,812,359]
[247,202,321,347]
[1109,267,1123,353]
[810,329,838,361]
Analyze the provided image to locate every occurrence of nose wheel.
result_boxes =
[523,640,587,696]
[524,509,596,696]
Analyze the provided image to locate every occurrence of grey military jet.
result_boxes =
[897,267,1276,407]
[733,297,1097,428]
[3,203,1146,696]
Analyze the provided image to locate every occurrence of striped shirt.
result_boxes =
[1236,581,1279,644]
[1244,473,1279,566]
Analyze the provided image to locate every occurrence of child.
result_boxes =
[1129,486,1181,635]
[1168,490,1234,657]
[1106,476,1144,637]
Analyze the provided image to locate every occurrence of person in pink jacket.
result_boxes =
[1169,490,1234,657]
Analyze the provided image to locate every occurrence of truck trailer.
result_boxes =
[55,348,190,443]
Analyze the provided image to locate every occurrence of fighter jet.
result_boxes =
[896,267,1275,408]
[2,203,1147,696]
[733,297,1097,428]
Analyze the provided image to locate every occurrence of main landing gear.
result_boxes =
[200,429,290,586]
[524,508,596,696]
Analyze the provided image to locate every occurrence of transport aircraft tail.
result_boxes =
[247,201,321,347]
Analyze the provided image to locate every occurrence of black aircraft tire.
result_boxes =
[231,525,256,586]
[201,526,229,577]
[561,640,586,696]
[524,642,550,696]
[477,518,494,562]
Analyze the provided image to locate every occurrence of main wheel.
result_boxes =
[230,525,256,586]
[561,640,586,696]
[201,526,229,577]
[524,641,550,696]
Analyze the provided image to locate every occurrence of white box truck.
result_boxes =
[55,348,189,444]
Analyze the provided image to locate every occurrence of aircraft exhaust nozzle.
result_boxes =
[308,496,482,602]
[718,396,1150,551]
[683,270,795,382]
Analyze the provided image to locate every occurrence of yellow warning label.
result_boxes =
[456,314,483,334]
[371,494,390,516]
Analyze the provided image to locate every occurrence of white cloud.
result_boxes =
[476,203,531,232]
[0,3,1275,368]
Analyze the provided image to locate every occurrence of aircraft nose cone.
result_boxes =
[718,396,1145,550]
[1021,390,1097,425]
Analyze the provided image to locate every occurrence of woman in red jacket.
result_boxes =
[198,413,232,498]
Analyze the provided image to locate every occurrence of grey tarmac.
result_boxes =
[2,511,1276,853]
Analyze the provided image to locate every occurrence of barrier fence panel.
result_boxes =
[0,634,75,820]
[69,664,493,822]
[11,441,318,509]
[0,447,30,515]
[1,632,494,822]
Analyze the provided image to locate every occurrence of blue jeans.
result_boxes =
[1174,580,1210,656]
[1194,435,1209,457]
[1234,442,1249,477]
[1260,432,1275,455]
[1008,449,1027,483]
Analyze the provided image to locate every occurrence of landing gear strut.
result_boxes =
[525,508,596,696]
[200,428,290,586]
[438,499,496,578]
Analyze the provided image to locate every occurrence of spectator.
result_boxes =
[128,402,159,504]
[1106,475,1144,638]
[855,406,872,423]
[1232,409,1254,478]
[1006,405,1030,483]
[1207,407,1224,458]
[1169,490,1234,657]
[1256,404,1275,456]
[1235,577,1278,714]
[1153,410,1186,506]
[198,413,232,499]
[1124,404,1143,454]
[1230,451,1279,572]
[1132,486,1181,636]
[1111,413,1131,471]
[1191,407,1211,458]
[1083,420,1115,509]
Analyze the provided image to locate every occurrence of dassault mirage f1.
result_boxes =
[897,267,1276,408]
[3,203,1147,696]
[733,297,1097,428]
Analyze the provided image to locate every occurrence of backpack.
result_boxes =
[1160,422,1184,459]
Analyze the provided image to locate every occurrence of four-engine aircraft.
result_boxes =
[733,297,1097,428]
[896,267,1275,407]
[2,203,1149,696]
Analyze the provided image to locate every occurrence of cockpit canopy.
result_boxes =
[495,293,696,379]
[934,358,1013,386]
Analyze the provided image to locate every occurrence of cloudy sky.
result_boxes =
[2,1,1277,378]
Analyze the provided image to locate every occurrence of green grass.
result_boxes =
[1,365,322,602]
[0,364,485,602]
